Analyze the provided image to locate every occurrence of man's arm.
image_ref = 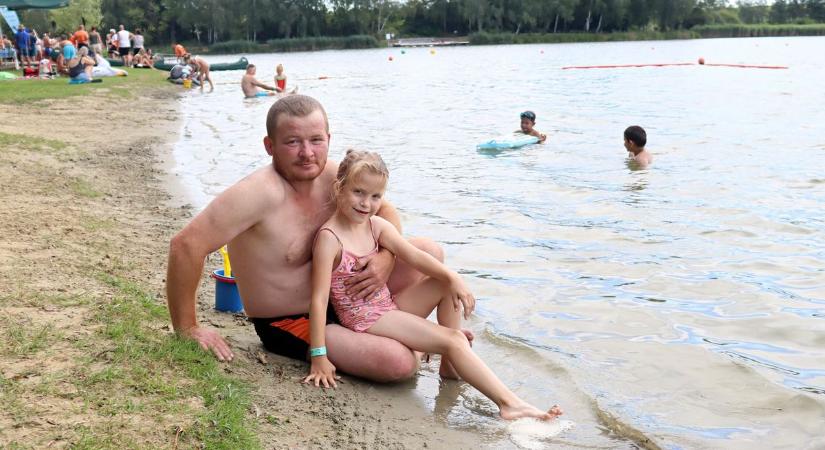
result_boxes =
[166,172,273,360]
[253,79,277,91]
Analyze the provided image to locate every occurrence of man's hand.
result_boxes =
[345,249,395,300]
[179,326,234,362]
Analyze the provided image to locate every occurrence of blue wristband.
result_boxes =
[310,346,327,357]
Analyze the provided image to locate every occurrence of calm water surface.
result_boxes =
[171,37,825,449]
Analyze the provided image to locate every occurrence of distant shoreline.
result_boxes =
[169,25,825,55]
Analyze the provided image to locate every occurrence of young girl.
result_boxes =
[274,63,287,92]
[304,149,563,422]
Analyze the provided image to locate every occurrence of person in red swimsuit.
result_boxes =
[304,149,564,423]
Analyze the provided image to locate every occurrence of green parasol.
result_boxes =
[0,0,69,10]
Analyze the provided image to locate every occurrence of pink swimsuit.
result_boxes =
[319,222,397,333]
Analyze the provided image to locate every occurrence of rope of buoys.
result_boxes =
[562,63,693,69]
[702,63,788,69]
[563,58,788,70]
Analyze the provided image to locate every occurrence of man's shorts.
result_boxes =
[19,47,33,58]
[251,308,338,361]
[132,47,142,56]
[118,47,130,56]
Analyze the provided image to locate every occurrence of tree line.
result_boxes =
[19,0,825,46]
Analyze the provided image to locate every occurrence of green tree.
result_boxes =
[50,0,102,34]
[770,0,789,22]
[808,0,825,21]
[737,0,770,24]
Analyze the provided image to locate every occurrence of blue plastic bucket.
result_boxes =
[211,269,243,313]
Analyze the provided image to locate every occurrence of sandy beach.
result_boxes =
[0,81,490,449]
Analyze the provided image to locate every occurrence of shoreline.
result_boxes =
[0,78,485,448]
[177,29,825,56]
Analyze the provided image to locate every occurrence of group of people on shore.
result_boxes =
[104,25,149,68]
[2,22,145,83]
[167,52,214,92]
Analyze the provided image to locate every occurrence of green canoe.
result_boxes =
[106,56,249,72]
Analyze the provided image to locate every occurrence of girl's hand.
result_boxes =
[303,357,339,388]
[448,274,475,319]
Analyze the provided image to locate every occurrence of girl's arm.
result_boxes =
[303,230,340,388]
[372,217,475,318]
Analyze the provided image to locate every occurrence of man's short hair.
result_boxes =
[266,95,329,139]
[624,125,647,147]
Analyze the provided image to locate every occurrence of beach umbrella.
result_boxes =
[0,0,67,39]
[0,0,69,9]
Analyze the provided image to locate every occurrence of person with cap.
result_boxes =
[106,28,118,58]
[518,111,547,143]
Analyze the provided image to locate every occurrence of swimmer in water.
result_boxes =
[624,125,652,168]
[518,111,547,143]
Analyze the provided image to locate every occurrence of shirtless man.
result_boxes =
[167,95,440,381]
[241,64,279,98]
[184,53,214,92]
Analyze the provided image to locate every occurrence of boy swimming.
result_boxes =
[519,111,547,143]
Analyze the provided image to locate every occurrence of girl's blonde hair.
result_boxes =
[333,149,389,197]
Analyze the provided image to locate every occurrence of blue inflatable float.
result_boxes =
[477,133,539,150]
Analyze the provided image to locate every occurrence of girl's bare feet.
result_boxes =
[500,402,563,421]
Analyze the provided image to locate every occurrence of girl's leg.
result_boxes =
[368,310,562,421]
[394,277,471,379]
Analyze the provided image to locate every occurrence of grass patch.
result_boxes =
[0,376,27,424]
[70,177,103,198]
[80,216,116,232]
[0,131,67,153]
[81,273,259,449]
[0,69,170,104]
[0,317,63,356]
[2,291,93,309]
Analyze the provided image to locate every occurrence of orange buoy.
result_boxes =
[388,56,394,61]
[698,57,705,65]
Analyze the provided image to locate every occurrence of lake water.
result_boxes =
[170,37,825,449]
